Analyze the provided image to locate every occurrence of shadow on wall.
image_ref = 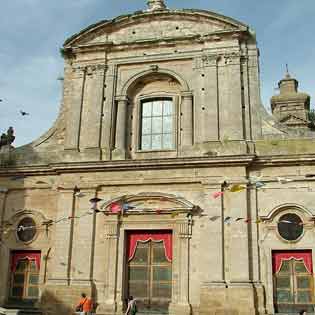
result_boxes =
[38,290,75,315]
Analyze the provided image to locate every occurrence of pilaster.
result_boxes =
[180,91,194,151]
[201,54,220,141]
[101,64,117,160]
[169,219,192,315]
[96,216,120,315]
[0,190,8,305]
[47,189,75,285]
[64,66,86,154]
[70,189,97,286]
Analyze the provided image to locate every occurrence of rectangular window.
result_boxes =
[140,98,175,151]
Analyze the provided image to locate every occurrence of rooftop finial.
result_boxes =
[147,0,167,11]
[285,63,291,78]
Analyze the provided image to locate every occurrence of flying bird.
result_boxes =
[20,110,30,116]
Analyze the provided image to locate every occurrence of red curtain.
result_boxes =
[11,251,41,272]
[273,251,313,274]
[128,231,172,262]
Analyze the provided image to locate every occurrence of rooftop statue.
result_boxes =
[0,127,15,149]
[147,0,167,11]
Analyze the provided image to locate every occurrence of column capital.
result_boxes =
[115,95,129,103]
[181,91,193,98]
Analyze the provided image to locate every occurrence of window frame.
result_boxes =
[15,216,38,245]
[276,211,305,243]
[136,94,178,153]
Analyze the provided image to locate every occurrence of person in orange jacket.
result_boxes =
[76,292,93,315]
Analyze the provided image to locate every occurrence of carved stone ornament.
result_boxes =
[194,54,220,69]
[72,64,107,76]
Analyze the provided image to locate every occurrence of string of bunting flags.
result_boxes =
[0,174,314,236]
[208,215,311,226]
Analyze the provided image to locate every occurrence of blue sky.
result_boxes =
[0,0,314,147]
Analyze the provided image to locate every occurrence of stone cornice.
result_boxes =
[68,29,247,55]
[0,155,255,177]
[2,154,315,177]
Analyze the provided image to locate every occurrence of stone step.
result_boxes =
[0,307,42,315]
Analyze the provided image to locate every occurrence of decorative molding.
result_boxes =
[194,54,220,69]
[104,223,119,239]
[177,220,192,239]
[72,64,107,76]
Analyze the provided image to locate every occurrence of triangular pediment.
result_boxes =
[64,10,248,47]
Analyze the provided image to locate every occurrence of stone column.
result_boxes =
[180,91,194,148]
[112,95,128,160]
[169,219,191,315]
[64,66,86,155]
[0,190,8,305]
[96,216,120,315]
[47,190,75,285]
[71,189,96,286]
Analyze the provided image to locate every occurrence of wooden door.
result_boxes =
[274,258,314,313]
[10,259,40,301]
[128,240,172,313]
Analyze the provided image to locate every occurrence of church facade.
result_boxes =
[1,1,315,314]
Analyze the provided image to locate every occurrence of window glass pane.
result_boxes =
[276,290,293,303]
[297,276,311,289]
[279,261,290,273]
[129,282,148,298]
[152,117,163,134]
[29,274,39,285]
[141,135,151,150]
[129,267,148,281]
[17,217,37,242]
[278,213,303,241]
[297,291,311,303]
[153,267,172,281]
[276,276,290,289]
[16,260,28,272]
[152,101,163,116]
[27,287,39,298]
[152,135,162,150]
[153,246,168,263]
[12,287,23,298]
[13,274,25,284]
[152,283,172,298]
[162,134,173,149]
[132,246,148,264]
[30,260,38,272]
[295,262,308,273]
[163,116,173,133]
[142,102,152,117]
[142,118,151,135]
[163,100,173,116]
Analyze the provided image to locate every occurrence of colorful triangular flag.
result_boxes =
[212,191,224,199]
[277,177,294,184]
[224,216,232,224]
[235,217,245,222]
[209,215,221,221]
[229,184,246,192]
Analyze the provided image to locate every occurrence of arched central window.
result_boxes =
[140,98,175,151]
